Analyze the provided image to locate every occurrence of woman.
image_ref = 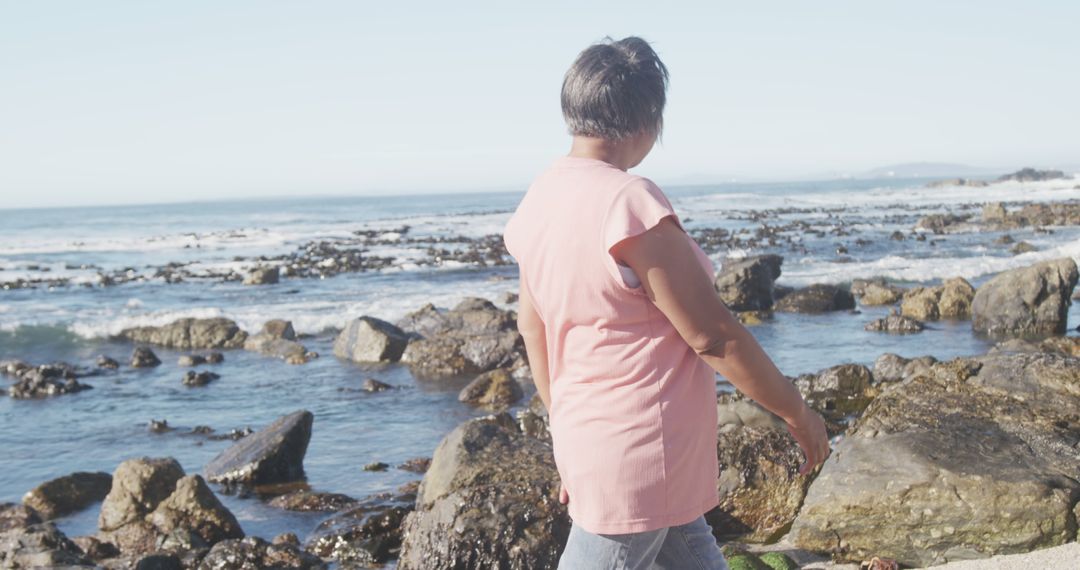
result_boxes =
[502,36,830,570]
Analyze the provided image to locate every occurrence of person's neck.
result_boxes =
[567,136,634,171]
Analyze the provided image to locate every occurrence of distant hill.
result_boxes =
[860,162,1003,179]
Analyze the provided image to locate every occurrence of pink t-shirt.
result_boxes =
[503,155,720,535]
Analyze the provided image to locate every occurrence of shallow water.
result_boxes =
[1,175,1079,557]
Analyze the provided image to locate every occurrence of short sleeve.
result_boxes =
[601,177,684,256]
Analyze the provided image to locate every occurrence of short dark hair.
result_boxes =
[560,36,669,141]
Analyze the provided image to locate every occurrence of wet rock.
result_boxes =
[864,313,924,333]
[242,265,280,285]
[400,330,521,379]
[149,419,173,433]
[995,234,1015,245]
[713,254,784,311]
[146,475,243,545]
[788,354,1080,567]
[7,371,92,399]
[915,213,970,234]
[774,284,855,314]
[900,277,975,320]
[1011,201,1080,227]
[333,316,410,363]
[982,202,1007,222]
[396,298,517,339]
[925,178,989,188]
[706,423,811,543]
[199,536,325,569]
[98,457,186,553]
[997,167,1066,182]
[871,354,937,384]
[181,371,220,387]
[850,278,905,306]
[71,535,120,561]
[397,457,432,474]
[990,336,1080,358]
[361,378,393,392]
[244,320,311,362]
[268,490,357,512]
[204,410,313,488]
[304,490,415,566]
[972,258,1079,336]
[0,503,42,532]
[363,462,389,472]
[458,367,523,409]
[205,352,224,364]
[97,355,120,369]
[397,413,568,570]
[516,393,552,443]
[1011,240,1037,255]
[0,522,93,568]
[792,364,876,425]
[177,354,206,367]
[22,471,112,520]
[131,347,162,368]
[119,318,249,350]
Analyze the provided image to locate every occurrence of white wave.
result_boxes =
[778,236,1080,286]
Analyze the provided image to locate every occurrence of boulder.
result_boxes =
[130,347,161,368]
[242,266,280,285]
[458,368,523,409]
[713,255,784,311]
[6,371,92,399]
[304,489,415,566]
[98,458,242,556]
[181,370,220,387]
[244,320,312,362]
[396,298,517,339]
[971,258,1079,336]
[396,413,568,570]
[400,330,520,379]
[198,536,325,569]
[792,364,876,426]
[22,471,112,519]
[706,422,810,543]
[982,202,1007,222]
[871,354,937,384]
[915,213,970,234]
[997,167,1066,182]
[0,503,42,533]
[788,354,1080,567]
[333,316,410,363]
[0,522,92,568]
[774,284,855,314]
[864,313,924,333]
[268,491,357,512]
[900,278,975,320]
[204,410,313,488]
[119,318,248,349]
[850,279,905,306]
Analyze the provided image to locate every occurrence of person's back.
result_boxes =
[502,35,829,570]
[504,155,720,534]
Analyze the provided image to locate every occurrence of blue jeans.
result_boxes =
[557,514,730,570]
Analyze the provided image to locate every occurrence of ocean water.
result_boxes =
[2,175,1079,556]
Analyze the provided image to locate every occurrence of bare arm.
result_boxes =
[515,269,551,412]
[613,216,830,474]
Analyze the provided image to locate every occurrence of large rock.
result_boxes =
[0,522,92,568]
[458,368,523,409]
[198,536,325,569]
[971,258,1079,336]
[22,471,112,520]
[396,298,517,339]
[98,458,243,556]
[242,265,280,285]
[774,284,855,314]
[244,320,312,363]
[119,317,248,349]
[997,167,1066,182]
[788,354,1080,567]
[900,277,975,321]
[401,330,521,379]
[706,418,810,543]
[713,255,783,311]
[397,413,568,570]
[304,489,415,566]
[850,278,905,306]
[204,410,313,487]
[791,364,877,426]
[0,503,42,532]
[864,313,924,333]
[333,316,410,363]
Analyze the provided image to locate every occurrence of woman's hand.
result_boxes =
[559,480,570,505]
[784,402,831,475]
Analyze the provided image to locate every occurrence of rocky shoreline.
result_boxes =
[2,249,1078,568]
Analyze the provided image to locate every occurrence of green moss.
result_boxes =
[726,554,772,570]
[758,551,799,570]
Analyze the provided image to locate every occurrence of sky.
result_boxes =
[1,1,1078,210]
